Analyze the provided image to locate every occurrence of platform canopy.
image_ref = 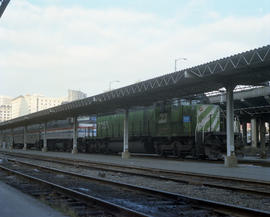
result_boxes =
[1,45,270,129]
[208,85,270,119]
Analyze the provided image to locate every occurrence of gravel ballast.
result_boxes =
[1,154,270,212]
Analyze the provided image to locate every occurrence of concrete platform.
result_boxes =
[240,156,270,163]
[1,148,270,182]
[0,181,66,217]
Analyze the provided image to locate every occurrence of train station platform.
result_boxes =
[1,148,270,182]
[240,155,270,163]
[0,181,65,217]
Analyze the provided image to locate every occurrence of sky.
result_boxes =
[0,0,270,98]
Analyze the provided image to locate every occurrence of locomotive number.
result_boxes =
[158,113,168,124]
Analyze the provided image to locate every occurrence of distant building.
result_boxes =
[68,89,87,102]
[0,95,12,105]
[0,96,12,122]
[1,90,87,120]
[11,94,66,119]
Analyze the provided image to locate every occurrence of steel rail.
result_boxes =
[2,151,270,197]
[0,164,149,217]
[6,154,270,197]
[3,157,270,217]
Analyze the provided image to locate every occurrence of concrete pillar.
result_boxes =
[251,118,257,148]
[0,131,6,149]
[2,132,6,149]
[268,121,270,144]
[256,120,260,145]
[10,129,14,150]
[0,131,3,149]
[224,86,237,167]
[23,126,27,150]
[72,116,78,154]
[122,109,130,159]
[42,122,47,152]
[259,119,266,158]
[242,121,247,146]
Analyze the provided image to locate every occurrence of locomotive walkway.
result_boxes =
[2,149,270,182]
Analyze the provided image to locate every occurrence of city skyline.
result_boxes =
[0,89,87,121]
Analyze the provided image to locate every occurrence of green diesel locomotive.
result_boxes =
[83,103,232,159]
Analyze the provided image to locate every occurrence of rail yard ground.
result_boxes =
[0,149,270,216]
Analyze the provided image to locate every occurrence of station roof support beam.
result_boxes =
[251,118,258,148]
[42,122,48,152]
[242,121,247,146]
[122,109,130,159]
[23,126,27,150]
[9,128,13,150]
[72,116,78,154]
[224,86,238,167]
[259,119,267,158]
[0,131,3,149]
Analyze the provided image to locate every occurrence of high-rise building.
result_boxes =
[0,95,11,105]
[11,94,66,119]
[0,96,12,122]
[0,90,87,120]
[68,89,87,102]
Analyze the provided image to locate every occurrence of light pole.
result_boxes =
[175,58,187,72]
[109,80,120,91]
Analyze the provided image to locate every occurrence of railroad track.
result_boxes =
[2,151,270,198]
[0,158,269,217]
[0,163,147,217]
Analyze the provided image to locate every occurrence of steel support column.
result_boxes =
[42,122,47,152]
[224,86,237,167]
[242,121,247,146]
[268,121,270,145]
[256,119,259,146]
[10,129,14,150]
[72,116,78,154]
[259,119,266,158]
[23,126,27,150]
[122,109,130,159]
[251,118,257,148]
[0,131,2,149]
